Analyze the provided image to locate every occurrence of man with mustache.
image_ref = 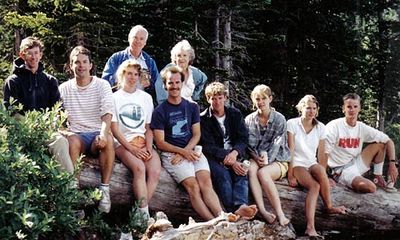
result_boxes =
[150,66,223,221]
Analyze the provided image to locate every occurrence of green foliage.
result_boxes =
[386,124,400,158]
[0,103,149,239]
[0,104,83,239]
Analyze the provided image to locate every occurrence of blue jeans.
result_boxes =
[208,159,249,213]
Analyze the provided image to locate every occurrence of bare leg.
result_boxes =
[67,134,85,165]
[309,164,346,214]
[257,162,290,226]
[181,177,215,220]
[294,166,320,237]
[116,146,148,207]
[352,176,376,193]
[196,170,223,217]
[144,149,161,203]
[361,143,385,166]
[96,134,115,184]
[248,159,276,223]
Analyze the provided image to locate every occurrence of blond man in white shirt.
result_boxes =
[325,93,398,193]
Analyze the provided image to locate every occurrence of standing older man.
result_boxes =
[102,25,159,100]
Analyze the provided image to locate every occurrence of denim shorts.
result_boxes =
[77,131,100,154]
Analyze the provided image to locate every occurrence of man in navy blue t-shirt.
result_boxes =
[151,66,222,221]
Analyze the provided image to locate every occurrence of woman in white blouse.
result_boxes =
[287,95,346,237]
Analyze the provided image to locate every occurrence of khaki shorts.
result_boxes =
[275,161,289,180]
[129,136,146,149]
[161,152,210,183]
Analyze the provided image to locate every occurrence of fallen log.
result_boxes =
[79,158,400,234]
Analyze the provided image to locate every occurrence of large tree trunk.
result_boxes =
[79,158,400,234]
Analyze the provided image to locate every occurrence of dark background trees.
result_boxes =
[1,0,399,128]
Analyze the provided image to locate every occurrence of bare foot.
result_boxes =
[278,215,290,226]
[226,213,240,222]
[260,209,276,224]
[235,204,258,220]
[326,205,347,214]
[305,228,320,237]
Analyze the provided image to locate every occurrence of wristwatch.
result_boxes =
[389,159,399,167]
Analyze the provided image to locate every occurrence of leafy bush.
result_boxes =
[0,103,85,239]
[0,103,149,239]
[386,123,400,187]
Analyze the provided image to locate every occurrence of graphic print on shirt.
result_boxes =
[169,110,189,139]
[119,103,144,129]
[338,137,360,148]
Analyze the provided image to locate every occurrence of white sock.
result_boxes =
[373,162,384,175]
[139,206,149,217]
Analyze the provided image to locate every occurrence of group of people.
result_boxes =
[3,24,399,238]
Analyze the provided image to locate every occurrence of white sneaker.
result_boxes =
[98,186,111,213]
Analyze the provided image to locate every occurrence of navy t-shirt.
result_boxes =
[150,98,200,148]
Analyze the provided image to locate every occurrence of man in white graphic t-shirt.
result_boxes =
[325,93,398,193]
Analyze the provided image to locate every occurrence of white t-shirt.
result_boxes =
[112,89,153,142]
[59,77,114,133]
[287,117,326,168]
[181,68,195,101]
[325,118,390,168]
[215,114,232,150]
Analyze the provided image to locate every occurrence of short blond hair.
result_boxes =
[296,94,320,125]
[205,82,227,100]
[19,36,44,54]
[115,59,141,89]
[250,84,273,109]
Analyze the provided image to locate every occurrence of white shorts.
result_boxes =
[333,155,370,188]
[292,160,318,170]
[161,152,210,183]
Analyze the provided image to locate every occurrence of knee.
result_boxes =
[310,182,320,193]
[133,163,146,177]
[148,166,161,180]
[51,135,69,148]
[248,163,258,176]
[104,134,115,150]
[362,183,376,193]
[257,169,270,181]
[67,136,81,151]
[200,177,213,191]
[185,181,201,196]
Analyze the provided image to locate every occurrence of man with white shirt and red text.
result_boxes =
[325,93,398,193]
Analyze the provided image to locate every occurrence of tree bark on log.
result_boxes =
[79,158,400,233]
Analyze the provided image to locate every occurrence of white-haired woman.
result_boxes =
[155,40,207,103]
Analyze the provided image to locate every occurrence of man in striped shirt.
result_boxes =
[59,46,115,213]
